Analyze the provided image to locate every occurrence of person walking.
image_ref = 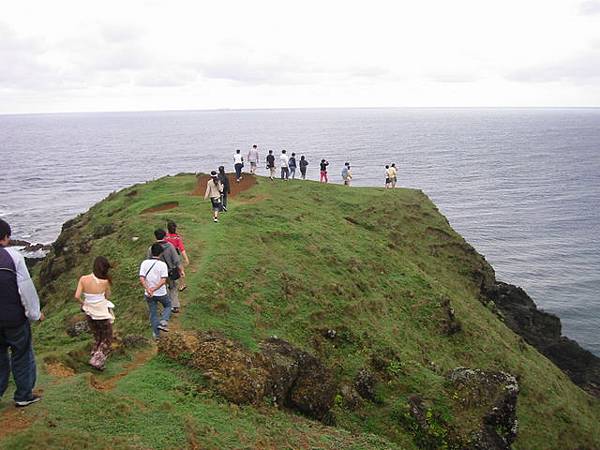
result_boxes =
[233,149,244,183]
[0,219,43,407]
[74,256,114,370]
[280,150,289,180]
[342,162,353,186]
[385,165,392,189]
[289,153,297,179]
[266,150,276,180]
[390,163,398,188]
[247,145,259,174]
[148,229,184,313]
[165,221,189,291]
[319,159,329,183]
[299,155,309,179]
[139,243,171,339]
[204,171,224,222]
[217,166,231,212]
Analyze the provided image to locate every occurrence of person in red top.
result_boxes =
[165,221,190,299]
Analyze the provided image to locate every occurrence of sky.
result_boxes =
[1,0,600,113]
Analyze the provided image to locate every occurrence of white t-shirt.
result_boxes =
[139,259,168,297]
[280,154,289,168]
[234,153,244,164]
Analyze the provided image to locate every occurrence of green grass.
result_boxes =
[1,173,598,449]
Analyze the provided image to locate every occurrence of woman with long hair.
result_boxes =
[74,256,115,370]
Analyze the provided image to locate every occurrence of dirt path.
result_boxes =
[192,173,257,197]
[0,406,37,440]
[89,346,157,391]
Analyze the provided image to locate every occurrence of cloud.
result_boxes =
[579,0,600,15]
[508,50,600,83]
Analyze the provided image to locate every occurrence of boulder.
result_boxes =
[354,368,377,402]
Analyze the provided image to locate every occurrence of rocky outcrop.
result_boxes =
[158,331,337,422]
[398,368,519,450]
[484,282,600,397]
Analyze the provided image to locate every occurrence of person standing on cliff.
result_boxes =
[280,150,289,181]
[233,149,244,183]
[390,163,397,188]
[266,150,276,181]
[341,162,352,186]
[289,152,297,179]
[299,155,309,179]
[139,243,171,339]
[247,145,259,175]
[320,159,329,183]
[384,165,392,189]
[147,229,184,313]
[0,218,44,407]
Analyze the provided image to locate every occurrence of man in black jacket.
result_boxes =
[218,166,231,211]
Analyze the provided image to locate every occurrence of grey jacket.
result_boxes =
[147,241,180,270]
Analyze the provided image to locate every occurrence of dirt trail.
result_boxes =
[192,173,257,197]
[89,346,157,391]
[0,406,36,440]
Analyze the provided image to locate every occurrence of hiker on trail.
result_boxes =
[280,150,289,180]
[247,145,259,174]
[266,150,276,180]
[320,159,329,183]
[147,229,184,313]
[204,171,224,222]
[74,256,114,370]
[385,165,392,189]
[289,153,297,179]
[218,166,231,212]
[139,243,171,339]
[390,163,398,188]
[165,221,189,291]
[342,162,352,186]
[0,219,44,407]
[299,155,309,179]
[233,149,244,183]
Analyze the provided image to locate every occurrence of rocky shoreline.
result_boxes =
[8,239,52,269]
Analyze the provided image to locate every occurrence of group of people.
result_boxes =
[385,163,398,189]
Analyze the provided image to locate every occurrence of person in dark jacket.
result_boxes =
[266,150,276,180]
[320,159,329,183]
[0,219,44,407]
[299,155,309,179]
[289,153,297,179]
[218,166,231,212]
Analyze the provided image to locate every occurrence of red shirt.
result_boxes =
[165,233,185,253]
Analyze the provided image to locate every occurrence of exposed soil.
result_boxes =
[192,173,257,198]
[45,362,76,378]
[140,201,179,215]
[0,407,35,440]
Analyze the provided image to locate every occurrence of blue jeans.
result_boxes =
[146,295,172,338]
[0,321,37,402]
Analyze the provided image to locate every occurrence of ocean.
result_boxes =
[1,108,599,355]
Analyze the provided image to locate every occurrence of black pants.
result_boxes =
[281,167,289,179]
[300,167,307,178]
[221,192,228,209]
[234,163,243,179]
[0,321,36,402]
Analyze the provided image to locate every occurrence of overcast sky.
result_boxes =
[1,0,600,113]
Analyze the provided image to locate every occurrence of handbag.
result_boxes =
[168,267,181,281]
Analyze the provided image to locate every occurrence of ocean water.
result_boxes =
[1,108,599,355]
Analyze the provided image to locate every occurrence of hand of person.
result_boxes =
[39,312,46,321]
[147,287,154,296]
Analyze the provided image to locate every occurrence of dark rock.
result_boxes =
[159,331,337,422]
[447,367,519,450]
[354,368,377,402]
[121,335,150,349]
[484,282,600,397]
[92,223,115,240]
[339,383,362,410]
[440,297,462,336]
[66,320,90,337]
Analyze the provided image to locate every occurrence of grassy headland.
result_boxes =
[1,174,598,449]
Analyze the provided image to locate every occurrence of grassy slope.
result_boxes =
[1,174,599,449]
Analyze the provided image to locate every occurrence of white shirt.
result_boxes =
[234,153,244,164]
[2,247,41,321]
[280,154,289,168]
[248,149,259,163]
[139,259,168,297]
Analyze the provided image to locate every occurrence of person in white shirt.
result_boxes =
[139,243,171,338]
[390,163,398,188]
[280,150,289,181]
[233,149,244,182]
[0,219,44,407]
[385,165,392,189]
[247,145,259,174]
